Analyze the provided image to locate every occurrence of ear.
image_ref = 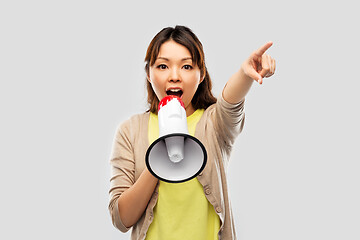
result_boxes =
[200,69,206,83]
[146,66,151,83]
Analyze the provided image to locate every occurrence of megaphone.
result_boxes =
[145,95,207,183]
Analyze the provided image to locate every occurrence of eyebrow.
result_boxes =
[156,57,192,61]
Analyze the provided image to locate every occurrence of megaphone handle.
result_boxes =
[164,136,185,163]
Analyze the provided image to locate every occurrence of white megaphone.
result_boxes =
[145,95,207,183]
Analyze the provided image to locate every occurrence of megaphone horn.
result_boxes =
[145,96,207,183]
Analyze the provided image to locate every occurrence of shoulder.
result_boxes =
[115,112,150,138]
[119,112,149,126]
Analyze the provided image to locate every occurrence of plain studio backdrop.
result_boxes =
[1,1,359,239]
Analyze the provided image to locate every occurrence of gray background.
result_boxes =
[1,0,359,239]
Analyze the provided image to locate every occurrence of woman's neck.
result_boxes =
[185,104,196,117]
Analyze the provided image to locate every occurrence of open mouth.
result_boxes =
[166,89,183,98]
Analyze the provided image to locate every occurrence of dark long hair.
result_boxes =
[145,25,217,113]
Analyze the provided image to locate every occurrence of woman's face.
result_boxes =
[148,40,203,116]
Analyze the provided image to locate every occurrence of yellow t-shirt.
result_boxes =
[146,109,220,240]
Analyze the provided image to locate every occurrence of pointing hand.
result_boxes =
[241,41,276,84]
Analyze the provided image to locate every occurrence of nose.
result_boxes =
[169,68,181,82]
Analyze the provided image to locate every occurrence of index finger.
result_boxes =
[254,41,273,57]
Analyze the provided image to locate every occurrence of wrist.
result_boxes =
[239,67,254,82]
[143,168,159,184]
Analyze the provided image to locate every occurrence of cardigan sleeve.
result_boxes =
[108,119,135,232]
[213,92,245,156]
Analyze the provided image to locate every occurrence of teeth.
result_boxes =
[168,89,181,92]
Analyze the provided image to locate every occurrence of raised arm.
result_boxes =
[222,41,276,104]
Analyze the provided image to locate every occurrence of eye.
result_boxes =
[183,65,193,70]
[157,64,167,70]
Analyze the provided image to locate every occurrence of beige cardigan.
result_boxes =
[109,94,245,240]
